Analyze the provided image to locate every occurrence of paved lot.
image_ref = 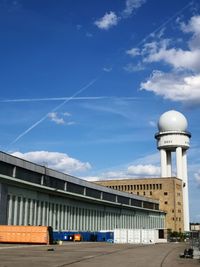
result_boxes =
[0,242,199,267]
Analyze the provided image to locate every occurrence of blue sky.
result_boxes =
[1,0,200,222]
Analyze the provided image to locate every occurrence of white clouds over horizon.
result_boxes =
[84,163,160,181]
[94,0,145,30]
[84,152,161,181]
[11,151,91,174]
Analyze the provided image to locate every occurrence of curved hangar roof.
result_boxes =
[158,110,188,132]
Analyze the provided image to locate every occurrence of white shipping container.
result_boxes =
[114,229,165,244]
[114,229,128,243]
[141,229,156,244]
[127,229,141,244]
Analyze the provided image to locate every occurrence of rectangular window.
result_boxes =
[164,192,168,195]
[156,184,159,189]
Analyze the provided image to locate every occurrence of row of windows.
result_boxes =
[172,209,182,213]
[172,217,181,221]
[108,183,163,191]
[0,161,158,211]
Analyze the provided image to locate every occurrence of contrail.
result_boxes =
[136,1,192,47]
[1,96,139,103]
[1,96,107,103]
[6,78,98,149]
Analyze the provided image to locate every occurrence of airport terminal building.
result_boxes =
[0,152,165,231]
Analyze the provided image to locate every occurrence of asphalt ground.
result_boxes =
[0,242,199,267]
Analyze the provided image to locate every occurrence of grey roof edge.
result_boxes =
[0,151,159,204]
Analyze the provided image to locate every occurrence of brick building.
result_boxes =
[95,177,184,232]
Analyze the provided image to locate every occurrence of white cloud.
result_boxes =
[103,164,160,178]
[180,15,200,35]
[63,112,71,117]
[122,0,146,18]
[126,47,141,57]
[139,16,200,72]
[180,15,200,51]
[82,151,161,181]
[48,112,75,125]
[143,41,200,72]
[123,62,145,72]
[66,121,76,126]
[103,67,112,72]
[48,112,65,125]
[84,161,160,181]
[11,151,91,174]
[123,15,200,104]
[140,71,200,103]
[94,11,119,30]
[86,32,93,38]
[94,0,146,30]
[127,164,160,176]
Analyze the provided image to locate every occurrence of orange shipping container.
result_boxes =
[74,234,81,242]
[0,226,51,244]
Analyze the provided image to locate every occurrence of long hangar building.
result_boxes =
[0,151,165,231]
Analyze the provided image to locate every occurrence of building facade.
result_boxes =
[95,177,184,232]
[0,152,165,231]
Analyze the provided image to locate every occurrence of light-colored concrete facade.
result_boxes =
[95,177,184,232]
[0,152,165,231]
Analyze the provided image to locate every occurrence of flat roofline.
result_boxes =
[95,177,182,182]
[0,151,159,205]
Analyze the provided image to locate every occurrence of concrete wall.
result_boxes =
[0,151,165,231]
[5,184,165,231]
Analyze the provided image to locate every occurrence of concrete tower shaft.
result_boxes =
[155,110,191,232]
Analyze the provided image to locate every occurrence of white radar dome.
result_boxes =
[158,110,188,132]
